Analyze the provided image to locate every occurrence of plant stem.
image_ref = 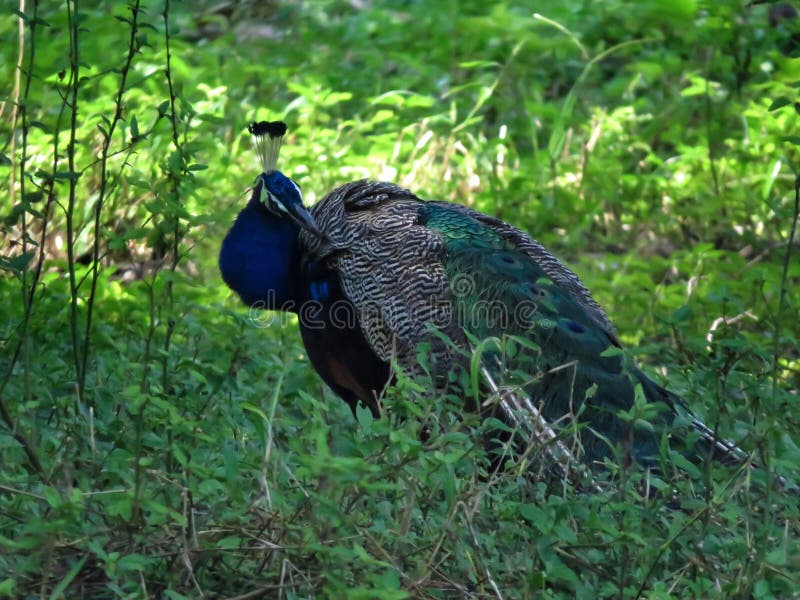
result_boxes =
[79,0,142,401]
[65,0,82,400]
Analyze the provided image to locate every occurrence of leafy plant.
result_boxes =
[1,0,798,597]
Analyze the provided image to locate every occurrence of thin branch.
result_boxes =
[0,394,46,478]
[159,0,187,406]
[0,0,47,482]
[772,173,800,401]
[65,0,82,395]
[79,0,142,397]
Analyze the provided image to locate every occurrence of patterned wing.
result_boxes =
[302,181,613,371]
[302,181,461,373]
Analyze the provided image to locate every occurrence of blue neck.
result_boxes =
[219,195,300,311]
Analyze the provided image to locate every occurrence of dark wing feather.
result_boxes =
[302,181,460,373]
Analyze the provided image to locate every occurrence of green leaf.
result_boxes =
[672,304,692,322]
[0,579,16,596]
[29,120,50,133]
[520,503,550,532]
[769,97,792,111]
[130,115,140,139]
[22,191,43,203]
[0,252,35,274]
[458,60,501,69]
[125,177,151,189]
[48,555,88,600]
[54,170,81,182]
[356,404,374,430]
[43,486,62,508]
[117,553,148,572]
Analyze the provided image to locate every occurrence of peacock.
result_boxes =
[220,121,744,477]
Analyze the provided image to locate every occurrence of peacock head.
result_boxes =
[219,121,320,309]
[248,120,320,237]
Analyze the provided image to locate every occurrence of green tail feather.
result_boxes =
[419,202,735,468]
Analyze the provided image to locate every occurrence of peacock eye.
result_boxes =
[265,190,289,216]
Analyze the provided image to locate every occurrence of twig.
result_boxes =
[480,363,602,493]
[0,482,46,500]
[772,173,800,402]
[159,0,186,416]
[0,394,45,478]
[65,0,82,395]
[459,500,504,600]
[80,0,142,397]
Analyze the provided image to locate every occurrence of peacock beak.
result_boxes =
[287,202,321,238]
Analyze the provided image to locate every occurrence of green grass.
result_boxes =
[1,0,799,597]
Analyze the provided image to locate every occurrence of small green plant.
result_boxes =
[1,0,798,597]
